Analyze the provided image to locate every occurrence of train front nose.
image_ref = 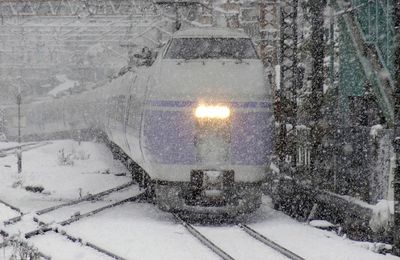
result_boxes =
[194,104,231,166]
[188,104,235,206]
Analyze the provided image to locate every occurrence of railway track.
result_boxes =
[3,181,135,226]
[3,187,305,260]
[1,181,144,260]
[174,214,305,260]
[27,191,147,238]
[0,142,52,158]
[0,198,22,215]
[238,223,305,260]
[29,191,147,260]
[24,192,146,260]
[0,142,38,153]
[173,213,234,260]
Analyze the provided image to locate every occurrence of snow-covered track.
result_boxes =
[0,142,38,153]
[21,191,147,259]
[26,191,148,239]
[36,180,135,215]
[2,181,135,227]
[58,192,148,226]
[53,229,126,260]
[0,199,24,225]
[173,214,235,260]
[238,223,305,260]
[0,198,22,214]
[0,142,52,157]
[173,215,304,260]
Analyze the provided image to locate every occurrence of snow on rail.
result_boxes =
[54,229,126,260]
[173,213,235,260]
[0,142,53,160]
[36,180,135,215]
[23,192,147,259]
[26,192,147,238]
[0,198,22,214]
[238,223,305,260]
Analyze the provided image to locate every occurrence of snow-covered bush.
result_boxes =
[24,185,44,193]
[72,150,90,161]
[57,148,74,166]
[8,239,41,260]
[57,147,91,166]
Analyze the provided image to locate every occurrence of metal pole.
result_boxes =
[17,92,21,174]
[279,0,299,173]
[309,0,326,184]
[393,0,400,255]
[329,0,335,89]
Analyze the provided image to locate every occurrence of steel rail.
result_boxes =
[0,142,52,157]
[0,198,22,214]
[24,193,146,259]
[26,192,147,239]
[55,229,126,260]
[173,214,234,260]
[36,181,135,215]
[238,223,305,260]
[3,181,135,226]
[0,198,24,226]
[0,142,38,153]
[58,193,147,226]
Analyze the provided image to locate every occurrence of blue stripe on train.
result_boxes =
[143,107,274,166]
[143,111,196,164]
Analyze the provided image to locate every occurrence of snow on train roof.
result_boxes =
[173,27,249,38]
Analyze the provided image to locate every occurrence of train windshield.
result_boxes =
[164,38,258,60]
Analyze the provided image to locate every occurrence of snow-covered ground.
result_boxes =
[0,140,399,260]
[243,197,398,260]
[0,140,130,212]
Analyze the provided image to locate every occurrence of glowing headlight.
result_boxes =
[195,105,231,119]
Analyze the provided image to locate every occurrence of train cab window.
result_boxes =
[164,38,258,60]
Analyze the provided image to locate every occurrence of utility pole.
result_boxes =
[309,0,326,184]
[328,0,335,89]
[16,88,22,174]
[393,0,400,255]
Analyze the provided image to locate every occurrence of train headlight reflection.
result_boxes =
[195,105,231,119]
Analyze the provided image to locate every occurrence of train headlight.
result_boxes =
[195,105,231,119]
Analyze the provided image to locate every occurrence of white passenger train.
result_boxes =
[5,28,274,215]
